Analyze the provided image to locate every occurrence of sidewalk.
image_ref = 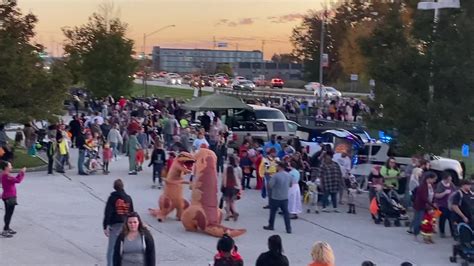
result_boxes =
[0,145,456,265]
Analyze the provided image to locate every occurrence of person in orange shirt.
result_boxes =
[308,241,335,266]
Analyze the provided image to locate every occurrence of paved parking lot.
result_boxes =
[0,148,456,266]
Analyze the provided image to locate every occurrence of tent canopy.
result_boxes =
[182,93,251,111]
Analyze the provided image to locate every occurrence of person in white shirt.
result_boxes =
[192,131,209,152]
[332,151,352,204]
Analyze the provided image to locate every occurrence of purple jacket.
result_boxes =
[1,171,25,199]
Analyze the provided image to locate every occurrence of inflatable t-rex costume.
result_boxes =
[181,147,246,238]
[149,152,195,222]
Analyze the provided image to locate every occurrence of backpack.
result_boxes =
[448,190,463,211]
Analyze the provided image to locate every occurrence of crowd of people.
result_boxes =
[282,96,369,123]
[1,93,471,265]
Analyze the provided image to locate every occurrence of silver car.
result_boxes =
[232,80,255,91]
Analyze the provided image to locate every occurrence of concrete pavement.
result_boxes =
[0,146,456,266]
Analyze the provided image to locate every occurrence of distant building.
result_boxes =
[152,46,263,73]
[232,61,303,81]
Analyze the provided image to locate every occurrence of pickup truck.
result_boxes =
[296,125,463,183]
[228,118,299,148]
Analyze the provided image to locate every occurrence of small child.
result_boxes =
[102,143,113,174]
[148,142,166,189]
[304,179,320,214]
[347,181,358,214]
[239,150,253,190]
[421,210,436,244]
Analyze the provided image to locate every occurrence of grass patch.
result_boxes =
[131,83,211,100]
[12,147,46,169]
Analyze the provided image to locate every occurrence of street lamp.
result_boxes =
[142,24,176,97]
[417,0,460,102]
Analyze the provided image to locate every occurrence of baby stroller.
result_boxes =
[84,149,102,174]
[450,223,474,266]
[374,187,409,227]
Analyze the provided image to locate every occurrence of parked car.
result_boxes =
[232,80,255,91]
[271,78,284,88]
[313,86,342,98]
[166,73,182,85]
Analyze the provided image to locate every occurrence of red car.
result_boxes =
[271,78,284,88]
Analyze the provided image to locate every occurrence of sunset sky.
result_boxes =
[18,0,326,59]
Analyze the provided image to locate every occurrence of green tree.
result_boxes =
[271,53,300,63]
[360,1,474,154]
[62,12,136,98]
[215,63,233,77]
[291,0,385,82]
[0,1,69,123]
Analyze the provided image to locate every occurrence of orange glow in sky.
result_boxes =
[18,0,324,59]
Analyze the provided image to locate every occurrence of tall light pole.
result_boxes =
[417,0,460,102]
[318,2,327,106]
[142,24,176,97]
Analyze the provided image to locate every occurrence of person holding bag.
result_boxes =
[221,156,242,221]
[1,161,26,238]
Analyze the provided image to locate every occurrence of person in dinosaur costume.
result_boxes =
[149,152,195,222]
[181,145,246,238]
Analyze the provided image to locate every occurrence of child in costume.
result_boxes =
[102,143,112,174]
[347,181,358,214]
[420,210,437,244]
[304,179,320,214]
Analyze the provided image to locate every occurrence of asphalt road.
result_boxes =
[134,79,369,98]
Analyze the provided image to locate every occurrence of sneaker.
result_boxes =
[1,231,12,238]
[333,209,340,213]
[128,171,137,175]
[263,226,274,231]
[322,208,330,213]
[6,229,16,235]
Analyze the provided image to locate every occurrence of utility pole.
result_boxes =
[318,4,327,106]
[141,24,176,97]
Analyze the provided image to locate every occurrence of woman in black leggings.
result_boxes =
[1,161,26,238]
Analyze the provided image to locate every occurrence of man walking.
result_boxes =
[76,129,88,175]
[263,161,293,234]
[259,147,279,209]
[320,151,343,212]
[103,179,134,266]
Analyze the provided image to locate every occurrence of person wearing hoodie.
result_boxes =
[103,179,134,266]
[256,235,290,266]
[1,161,26,238]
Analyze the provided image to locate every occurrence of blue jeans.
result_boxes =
[78,149,86,174]
[106,223,122,266]
[268,199,291,232]
[110,142,118,159]
[323,192,338,209]
[153,163,164,184]
[412,210,425,236]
